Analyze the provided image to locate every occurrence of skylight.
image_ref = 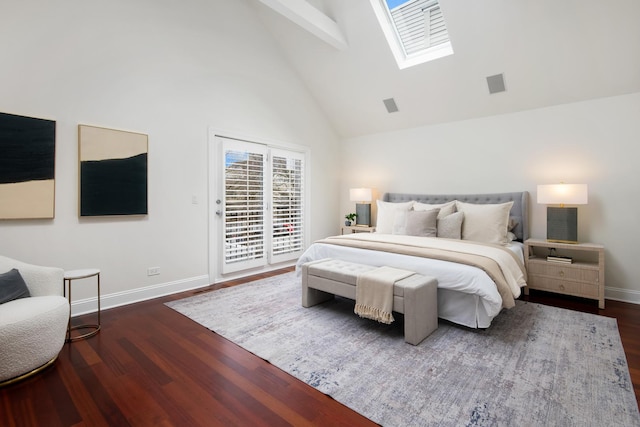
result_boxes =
[370,0,453,69]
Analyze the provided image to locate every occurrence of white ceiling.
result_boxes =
[253,0,640,139]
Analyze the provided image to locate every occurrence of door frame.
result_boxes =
[207,128,310,284]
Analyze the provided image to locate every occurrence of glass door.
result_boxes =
[220,137,267,274]
[270,148,305,264]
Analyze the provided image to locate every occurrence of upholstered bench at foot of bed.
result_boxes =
[301,258,438,345]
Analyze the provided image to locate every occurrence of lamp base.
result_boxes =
[355,203,371,227]
[547,207,578,244]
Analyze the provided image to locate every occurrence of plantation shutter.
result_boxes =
[217,137,306,275]
[270,148,305,263]
[423,1,448,48]
[389,0,449,56]
[222,139,267,274]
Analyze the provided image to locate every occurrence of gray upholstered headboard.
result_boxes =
[383,191,529,242]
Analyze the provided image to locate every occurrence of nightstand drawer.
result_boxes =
[527,261,599,283]
[528,276,600,299]
[341,226,375,235]
[528,276,582,295]
[579,282,600,298]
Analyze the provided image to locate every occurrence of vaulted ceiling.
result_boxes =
[253,0,640,138]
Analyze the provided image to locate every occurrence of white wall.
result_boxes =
[0,0,341,310]
[341,92,640,303]
[258,0,640,138]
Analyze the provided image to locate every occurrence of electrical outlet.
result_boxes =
[147,267,160,276]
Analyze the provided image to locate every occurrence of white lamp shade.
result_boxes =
[349,188,372,203]
[537,184,588,205]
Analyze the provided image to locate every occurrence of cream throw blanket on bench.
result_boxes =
[355,266,415,324]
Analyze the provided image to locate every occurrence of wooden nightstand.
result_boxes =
[341,225,376,235]
[524,238,605,309]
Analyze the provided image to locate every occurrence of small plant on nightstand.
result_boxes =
[345,213,357,226]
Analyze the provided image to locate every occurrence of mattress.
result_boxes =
[296,239,525,328]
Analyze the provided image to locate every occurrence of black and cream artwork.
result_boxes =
[79,125,148,216]
[0,112,56,219]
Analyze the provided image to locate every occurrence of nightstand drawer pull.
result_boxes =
[559,270,565,278]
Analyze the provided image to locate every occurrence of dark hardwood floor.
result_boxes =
[2,267,639,426]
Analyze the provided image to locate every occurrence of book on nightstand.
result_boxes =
[547,255,573,264]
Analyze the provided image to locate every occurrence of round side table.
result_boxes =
[63,269,101,342]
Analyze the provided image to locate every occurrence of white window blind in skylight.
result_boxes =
[370,0,453,69]
[391,0,449,55]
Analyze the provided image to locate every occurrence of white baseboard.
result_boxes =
[70,275,210,317]
[605,286,640,306]
[211,261,296,284]
[70,275,639,317]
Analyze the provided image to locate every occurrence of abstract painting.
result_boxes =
[0,112,56,219]
[79,125,148,216]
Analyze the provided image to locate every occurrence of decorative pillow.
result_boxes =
[375,200,414,234]
[0,268,31,304]
[391,209,409,235]
[402,209,439,237]
[414,201,457,219]
[456,201,514,245]
[437,211,464,239]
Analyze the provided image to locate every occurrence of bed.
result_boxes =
[296,191,529,328]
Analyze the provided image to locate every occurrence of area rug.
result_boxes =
[166,272,640,427]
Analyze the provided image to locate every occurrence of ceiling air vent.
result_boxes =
[486,73,506,94]
[383,98,399,113]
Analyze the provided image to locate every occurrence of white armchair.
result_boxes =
[0,255,69,386]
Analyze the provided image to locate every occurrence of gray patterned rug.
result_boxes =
[166,272,640,427]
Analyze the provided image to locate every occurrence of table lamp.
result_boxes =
[537,183,588,243]
[349,188,372,226]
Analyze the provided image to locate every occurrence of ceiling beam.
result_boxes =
[257,0,348,50]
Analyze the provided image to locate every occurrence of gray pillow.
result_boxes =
[405,209,439,237]
[0,268,31,304]
[437,211,464,239]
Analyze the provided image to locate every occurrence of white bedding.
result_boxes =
[296,236,526,328]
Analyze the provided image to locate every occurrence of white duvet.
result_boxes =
[296,234,526,327]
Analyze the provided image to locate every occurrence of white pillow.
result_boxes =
[375,200,414,234]
[455,201,514,245]
[391,209,410,235]
[414,200,457,219]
